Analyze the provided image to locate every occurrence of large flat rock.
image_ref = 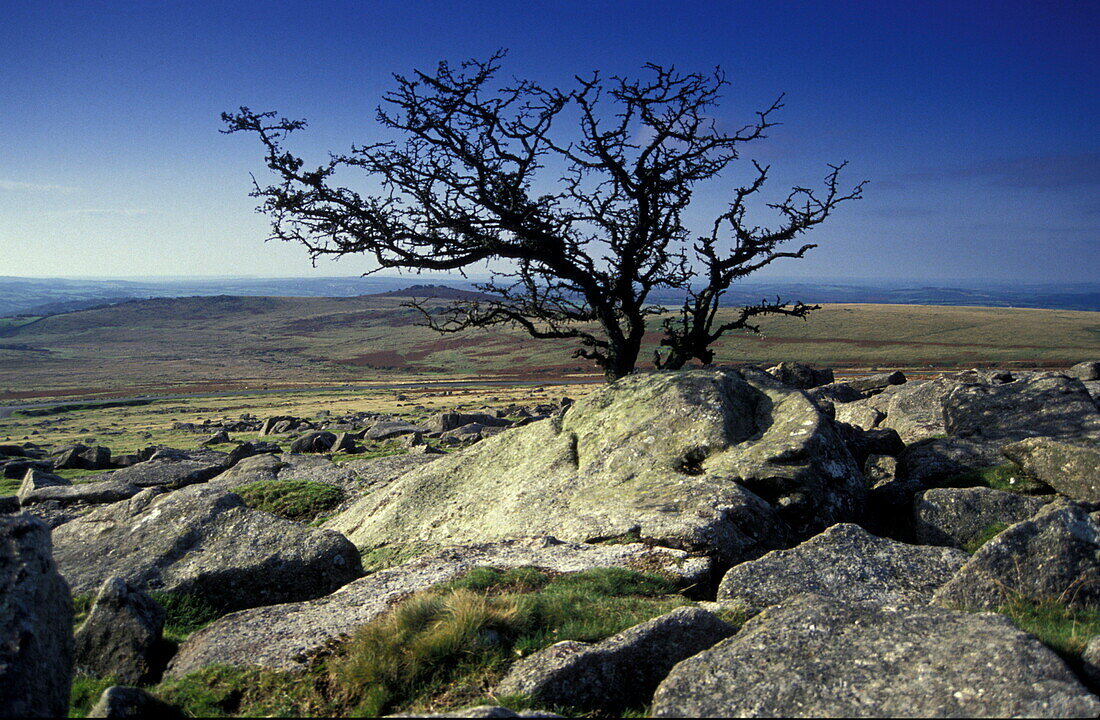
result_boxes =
[52,485,361,611]
[717,523,967,610]
[165,537,714,677]
[327,370,865,564]
[650,594,1100,718]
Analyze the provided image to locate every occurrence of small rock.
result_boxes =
[1002,437,1100,503]
[74,577,166,685]
[86,686,183,719]
[494,607,734,713]
[914,486,1048,550]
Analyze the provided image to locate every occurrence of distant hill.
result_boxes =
[368,284,497,301]
[0,293,1097,401]
[2,276,1099,318]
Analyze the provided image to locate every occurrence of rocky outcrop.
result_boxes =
[933,500,1100,610]
[289,431,337,454]
[166,537,714,676]
[328,370,865,564]
[650,594,1100,718]
[1069,361,1100,382]
[846,370,906,395]
[494,607,734,713]
[943,373,1100,443]
[1002,437,1100,503]
[869,376,960,443]
[52,485,361,611]
[74,577,165,685]
[913,486,1049,549]
[108,457,226,489]
[0,513,73,718]
[716,523,966,610]
[897,436,1006,487]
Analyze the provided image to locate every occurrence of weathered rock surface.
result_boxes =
[427,412,511,434]
[328,370,865,563]
[650,594,1100,718]
[934,500,1100,610]
[52,485,361,610]
[766,361,834,389]
[366,420,429,440]
[494,607,734,713]
[166,537,714,676]
[870,376,960,443]
[289,430,337,454]
[898,436,1005,486]
[0,513,73,718]
[1069,361,1100,382]
[74,577,165,685]
[716,523,966,610]
[834,400,885,431]
[943,373,1100,443]
[16,468,70,502]
[17,476,141,508]
[1002,437,1100,503]
[86,686,183,719]
[54,444,112,470]
[914,486,1049,549]
[389,707,561,718]
[846,370,906,395]
[109,457,225,489]
[1083,635,1100,689]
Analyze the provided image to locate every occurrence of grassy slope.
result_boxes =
[0,296,1097,400]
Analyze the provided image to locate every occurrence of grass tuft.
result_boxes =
[150,593,225,643]
[154,566,689,718]
[996,597,1100,659]
[232,479,344,522]
[69,674,117,718]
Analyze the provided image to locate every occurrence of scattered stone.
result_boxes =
[52,484,362,611]
[427,412,511,434]
[109,457,226,489]
[289,431,337,454]
[806,381,866,405]
[914,486,1049,549]
[16,468,70,502]
[86,686,183,719]
[366,421,428,441]
[1069,361,1100,382]
[650,594,1100,718]
[933,500,1100,610]
[765,361,834,389]
[0,513,73,718]
[166,537,714,676]
[845,370,906,395]
[74,577,165,685]
[716,523,966,610]
[870,376,960,443]
[328,370,864,564]
[1002,437,1100,503]
[494,607,734,713]
[1083,636,1100,689]
[200,430,230,446]
[17,477,140,509]
[54,444,112,470]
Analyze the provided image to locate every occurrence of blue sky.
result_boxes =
[1,0,1097,282]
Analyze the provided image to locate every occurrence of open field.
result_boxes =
[0,294,1097,402]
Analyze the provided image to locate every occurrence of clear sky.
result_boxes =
[1,0,1097,282]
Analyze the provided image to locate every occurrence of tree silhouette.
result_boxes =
[223,52,864,381]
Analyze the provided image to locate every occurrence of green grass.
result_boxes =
[154,566,698,718]
[997,597,1100,661]
[69,674,117,717]
[232,479,345,522]
[963,522,1010,554]
[0,476,19,496]
[73,592,223,643]
[936,463,1049,495]
[150,593,225,644]
[53,467,115,482]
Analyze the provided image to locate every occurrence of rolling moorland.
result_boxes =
[1,292,1098,403]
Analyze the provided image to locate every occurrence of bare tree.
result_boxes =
[223,51,864,381]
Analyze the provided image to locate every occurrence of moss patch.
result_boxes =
[963,522,1010,554]
[997,597,1100,659]
[69,674,117,717]
[233,479,344,522]
[937,463,1048,495]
